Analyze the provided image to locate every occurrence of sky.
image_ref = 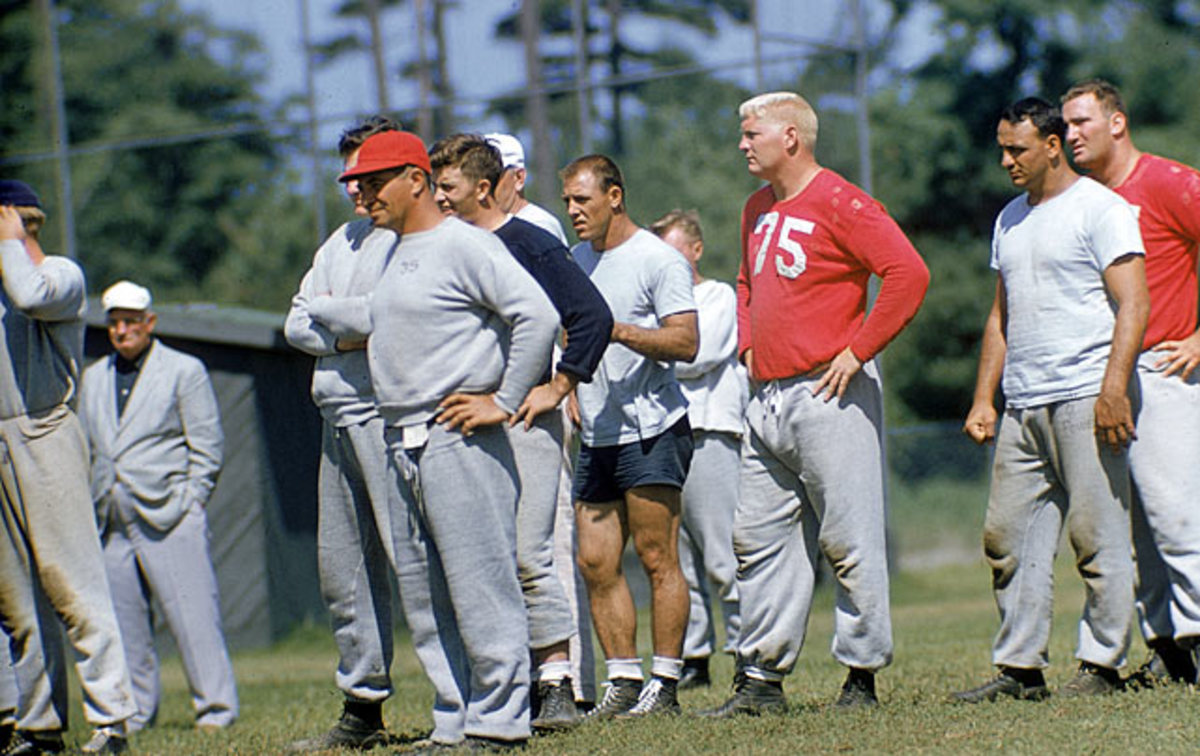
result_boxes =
[173,0,914,144]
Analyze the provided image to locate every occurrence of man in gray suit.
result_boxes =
[79,280,237,733]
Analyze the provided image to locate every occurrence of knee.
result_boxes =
[634,538,678,581]
[576,545,619,588]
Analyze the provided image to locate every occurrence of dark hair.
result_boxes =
[337,115,402,158]
[560,154,626,208]
[428,133,503,195]
[1061,78,1126,117]
[999,98,1066,142]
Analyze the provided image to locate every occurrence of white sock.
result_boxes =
[651,655,684,681]
[605,657,644,681]
[537,660,572,683]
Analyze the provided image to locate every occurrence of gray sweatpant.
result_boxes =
[551,413,596,702]
[317,419,396,703]
[385,422,530,744]
[680,430,741,659]
[1128,353,1200,643]
[508,413,576,651]
[0,591,67,732]
[102,491,238,731]
[0,407,136,730]
[985,397,1134,670]
[734,365,893,678]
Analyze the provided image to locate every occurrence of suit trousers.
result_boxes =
[385,422,530,744]
[102,488,238,730]
[0,406,135,730]
[680,430,741,660]
[317,418,396,703]
[734,365,893,678]
[1128,354,1200,643]
[985,397,1134,670]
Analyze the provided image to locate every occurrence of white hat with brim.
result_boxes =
[102,280,153,312]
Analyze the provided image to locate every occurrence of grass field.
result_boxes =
[50,554,1197,755]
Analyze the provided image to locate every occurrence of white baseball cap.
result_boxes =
[484,133,525,170]
[102,280,153,312]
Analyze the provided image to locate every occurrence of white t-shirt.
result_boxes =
[991,178,1145,408]
[675,279,748,435]
[571,229,697,446]
[516,202,568,245]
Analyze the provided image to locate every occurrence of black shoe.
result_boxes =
[286,700,388,752]
[4,730,65,755]
[697,675,787,718]
[951,668,1049,703]
[0,721,12,753]
[835,668,877,708]
[677,658,711,691]
[615,677,680,719]
[1058,662,1120,698]
[583,678,642,722]
[531,678,580,732]
[1126,639,1197,689]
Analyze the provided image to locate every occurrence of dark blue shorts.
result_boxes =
[573,416,694,503]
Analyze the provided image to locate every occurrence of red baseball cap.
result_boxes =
[339,131,431,182]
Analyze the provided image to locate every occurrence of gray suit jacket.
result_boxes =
[80,339,223,532]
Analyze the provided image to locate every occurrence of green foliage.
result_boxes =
[0,0,309,308]
[621,63,758,282]
[871,0,1200,422]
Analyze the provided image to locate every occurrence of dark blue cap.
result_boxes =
[0,180,41,208]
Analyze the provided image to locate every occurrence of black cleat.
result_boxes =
[615,677,680,719]
[286,700,388,752]
[677,657,711,691]
[696,675,787,718]
[583,678,642,722]
[1058,662,1120,698]
[3,730,65,755]
[530,678,580,732]
[951,668,1049,703]
[835,668,878,708]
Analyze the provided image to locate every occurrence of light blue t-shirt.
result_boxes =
[991,178,1145,409]
[571,228,697,446]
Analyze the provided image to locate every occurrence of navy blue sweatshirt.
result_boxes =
[495,217,613,385]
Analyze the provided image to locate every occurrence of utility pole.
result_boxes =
[36,0,76,258]
[299,0,326,243]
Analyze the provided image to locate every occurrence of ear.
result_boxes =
[1045,133,1063,159]
[782,123,800,151]
[607,184,624,210]
[513,167,528,192]
[693,240,704,261]
[145,312,159,333]
[476,178,493,204]
[1110,111,1127,139]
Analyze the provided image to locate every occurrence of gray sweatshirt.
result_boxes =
[284,219,396,427]
[0,239,87,420]
[367,217,559,427]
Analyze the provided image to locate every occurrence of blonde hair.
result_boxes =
[738,92,819,151]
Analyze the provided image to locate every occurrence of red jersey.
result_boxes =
[737,169,929,381]
[1113,154,1200,349]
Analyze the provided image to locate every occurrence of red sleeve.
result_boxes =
[841,201,930,362]
[1161,162,1200,245]
[737,198,755,360]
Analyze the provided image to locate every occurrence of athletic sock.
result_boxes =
[605,657,644,681]
[538,660,572,683]
[651,655,684,681]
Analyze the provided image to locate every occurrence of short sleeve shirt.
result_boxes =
[992,178,1145,408]
[571,229,696,446]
